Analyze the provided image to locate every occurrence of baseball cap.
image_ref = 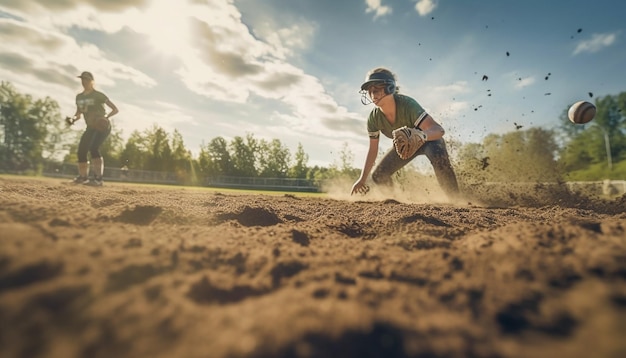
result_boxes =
[77,71,94,80]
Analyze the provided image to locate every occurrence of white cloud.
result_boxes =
[573,32,618,55]
[253,21,318,60]
[414,0,438,16]
[433,81,470,94]
[514,76,535,89]
[0,17,156,91]
[365,0,392,19]
[429,100,468,129]
[164,2,364,138]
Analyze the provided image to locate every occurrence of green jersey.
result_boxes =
[367,93,427,139]
[76,90,108,124]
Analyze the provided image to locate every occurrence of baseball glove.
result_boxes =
[392,126,427,160]
[93,116,111,132]
[65,116,79,126]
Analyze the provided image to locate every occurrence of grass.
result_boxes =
[564,159,626,181]
[0,174,328,198]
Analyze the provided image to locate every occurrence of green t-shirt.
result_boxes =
[76,90,108,124]
[367,93,427,139]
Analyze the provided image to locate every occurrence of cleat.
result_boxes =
[71,176,89,185]
[83,177,103,187]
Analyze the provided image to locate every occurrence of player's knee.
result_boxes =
[427,147,451,167]
[372,171,392,186]
[77,152,88,163]
[430,157,450,170]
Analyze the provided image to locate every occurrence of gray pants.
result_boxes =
[372,138,460,197]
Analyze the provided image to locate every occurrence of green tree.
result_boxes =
[615,92,626,160]
[145,125,172,172]
[119,130,148,170]
[307,165,330,181]
[458,127,561,183]
[230,133,257,176]
[337,142,354,173]
[43,111,75,165]
[170,129,194,184]
[326,142,359,179]
[288,142,309,178]
[198,136,233,177]
[0,82,63,173]
[258,138,291,177]
[197,142,212,178]
[591,96,623,166]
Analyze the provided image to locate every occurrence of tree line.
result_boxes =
[1,80,625,186]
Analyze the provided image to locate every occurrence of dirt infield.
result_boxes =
[1,176,625,358]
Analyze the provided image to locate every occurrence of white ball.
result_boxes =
[568,101,596,124]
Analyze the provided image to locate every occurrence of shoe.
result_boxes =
[84,177,103,187]
[71,176,89,185]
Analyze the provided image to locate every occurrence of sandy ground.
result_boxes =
[0,176,625,358]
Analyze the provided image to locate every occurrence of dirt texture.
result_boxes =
[0,176,625,358]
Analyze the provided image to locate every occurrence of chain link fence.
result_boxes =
[41,162,323,191]
[27,162,626,196]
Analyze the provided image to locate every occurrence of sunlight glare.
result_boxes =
[141,1,192,56]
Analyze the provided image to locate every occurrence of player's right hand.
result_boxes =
[65,116,77,126]
[351,181,369,195]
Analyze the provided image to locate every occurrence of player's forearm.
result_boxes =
[416,115,446,141]
[420,125,444,141]
[358,148,378,182]
[106,100,119,118]
[106,108,119,118]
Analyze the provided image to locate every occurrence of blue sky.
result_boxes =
[1,0,624,167]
